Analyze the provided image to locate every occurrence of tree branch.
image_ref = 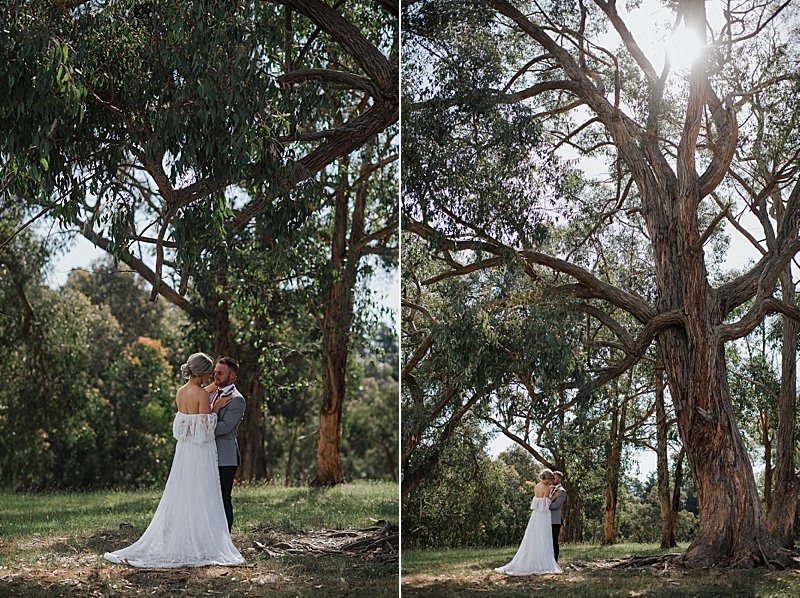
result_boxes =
[405,215,655,322]
[278,0,394,90]
[718,297,800,343]
[279,69,380,97]
[80,226,195,314]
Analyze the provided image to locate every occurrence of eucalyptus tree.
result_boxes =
[312,131,397,485]
[1,0,398,484]
[403,0,800,566]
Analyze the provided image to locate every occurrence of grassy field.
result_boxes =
[402,543,800,597]
[0,481,399,597]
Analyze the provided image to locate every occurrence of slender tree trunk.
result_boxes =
[285,394,307,486]
[563,491,583,543]
[210,264,268,482]
[285,425,298,486]
[767,266,798,547]
[602,394,624,545]
[761,408,772,516]
[313,275,354,485]
[671,447,684,541]
[238,373,268,482]
[655,353,676,548]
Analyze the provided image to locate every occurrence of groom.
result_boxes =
[210,357,246,533]
[549,471,566,561]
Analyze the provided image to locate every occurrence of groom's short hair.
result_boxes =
[218,357,239,374]
[553,470,564,480]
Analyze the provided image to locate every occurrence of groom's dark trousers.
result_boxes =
[219,466,237,532]
[551,524,562,561]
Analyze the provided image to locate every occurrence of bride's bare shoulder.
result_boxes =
[176,384,210,411]
[533,482,549,497]
[188,384,210,397]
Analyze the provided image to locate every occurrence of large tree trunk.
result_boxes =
[652,175,782,565]
[660,334,779,566]
[655,354,676,548]
[767,266,798,548]
[676,356,771,565]
[312,162,363,486]
[313,318,350,485]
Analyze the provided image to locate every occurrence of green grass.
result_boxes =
[0,481,399,597]
[402,544,800,597]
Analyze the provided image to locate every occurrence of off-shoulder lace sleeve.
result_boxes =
[173,413,218,444]
[531,496,552,511]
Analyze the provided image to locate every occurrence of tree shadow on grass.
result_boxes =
[49,528,143,556]
[0,557,398,598]
[1,496,158,538]
[402,564,791,598]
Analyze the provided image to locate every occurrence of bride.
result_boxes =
[104,352,245,568]
[495,469,563,575]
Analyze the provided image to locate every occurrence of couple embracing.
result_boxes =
[104,353,246,568]
[495,469,566,576]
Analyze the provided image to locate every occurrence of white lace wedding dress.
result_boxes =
[495,496,562,575]
[103,412,245,568]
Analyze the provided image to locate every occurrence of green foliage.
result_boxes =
[1,1,285,213]
[65,257,189,367]
[403,424,522,548]
[0,220,175,486]
[1,0,399,493]
[403,0,562,247]
[102,337,176,486]
[615,482,697,544]
[343,339,399,481]
[402,232,588,505]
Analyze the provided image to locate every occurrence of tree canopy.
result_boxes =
[402,0,800,567]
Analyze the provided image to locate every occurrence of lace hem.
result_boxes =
[104,551,244,568]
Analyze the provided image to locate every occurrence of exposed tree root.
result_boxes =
[567,550,800,572]
[253,521,399,563]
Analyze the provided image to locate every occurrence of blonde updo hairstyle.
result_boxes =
[180,352,214,380]
[539,468,555,481]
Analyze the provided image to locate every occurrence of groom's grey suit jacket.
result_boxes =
[549,485,567,524]
[214,387,245,467]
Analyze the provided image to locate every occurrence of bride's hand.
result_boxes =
[213,394,233,413]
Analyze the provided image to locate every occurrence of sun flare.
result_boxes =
[666,25,705,71]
